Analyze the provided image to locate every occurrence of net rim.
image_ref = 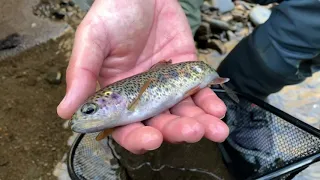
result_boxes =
[66,88,320,180]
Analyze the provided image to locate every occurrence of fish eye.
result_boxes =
[81,103,97,115]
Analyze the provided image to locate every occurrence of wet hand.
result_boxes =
[57,0,229,154]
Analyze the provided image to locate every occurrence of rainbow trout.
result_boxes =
[69,60,238,140]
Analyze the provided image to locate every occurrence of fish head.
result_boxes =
[69,91,127,133]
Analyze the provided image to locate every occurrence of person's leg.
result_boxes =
[178,0,204,36]
[217,0,320,99]
[216,1,320,178]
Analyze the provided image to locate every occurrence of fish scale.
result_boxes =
[69,60,236,134]
[95,61,208,105]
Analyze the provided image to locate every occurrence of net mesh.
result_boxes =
[69,91,320,180]
[215,91,320,178]
[71,133,127,180]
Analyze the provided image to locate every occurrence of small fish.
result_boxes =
[69,60,238,140]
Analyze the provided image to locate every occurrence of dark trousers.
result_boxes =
[216,0,320,99]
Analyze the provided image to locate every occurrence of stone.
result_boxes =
[0,33,22,50]
[45,68,62,85]
[249,5,271,26]
[0,0,72,61]
[211,0,235,13]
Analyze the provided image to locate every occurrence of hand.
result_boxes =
[57,0,229,154]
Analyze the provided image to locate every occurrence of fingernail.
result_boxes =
[219,114,226,119]
[142,134,161,151]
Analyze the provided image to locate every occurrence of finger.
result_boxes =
[146,114,204,143]
[112,122,163,154]
[170,97,205,117]
[193,88,227,119]
[57,3,110,119]
[196,114,229,142]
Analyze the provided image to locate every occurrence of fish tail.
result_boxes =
[201,60,240,103]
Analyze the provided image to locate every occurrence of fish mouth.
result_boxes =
[69,119,109,133]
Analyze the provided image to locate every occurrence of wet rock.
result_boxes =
[0,33,22,50]
[211,0,235,13]
[220,13,233,22]
[45,68,62,85]
[52,9,66,19]
[202,14,237,31]
[195,22,212,38]
[207,39,226,54]
[68,1,75,6]
[60,0,69,6]
[227,30,237,41]
[249,5,271,26]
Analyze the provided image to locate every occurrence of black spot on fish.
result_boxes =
[169,70,179,79]
[184,72,191,78]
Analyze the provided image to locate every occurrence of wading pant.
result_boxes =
[215,0,320,99]
[179,0,320,99]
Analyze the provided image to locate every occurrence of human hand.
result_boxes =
[57,0,229,154]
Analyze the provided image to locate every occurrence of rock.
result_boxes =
[227,30,237,41]
[52,9,66,19]
[68,1,75,6]
[202,14,237,31]
[66,6,74,12]
[0,33,22,50]
[249,5,271,26]
[207,39,227,54]
[211,0,235,13]
[220,13,233,22]
[45,68,62,85]
[60,0,69,6]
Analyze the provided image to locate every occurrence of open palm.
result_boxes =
[57,0,229,154]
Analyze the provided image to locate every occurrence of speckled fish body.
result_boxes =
[70,61,231,133]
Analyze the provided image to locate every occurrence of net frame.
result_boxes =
[67,88,320,180]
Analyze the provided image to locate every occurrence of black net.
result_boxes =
[68,133,129,180]
[215,90,320,179]
[68,90,320,180]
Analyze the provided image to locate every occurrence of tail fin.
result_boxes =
[209,77,240,103]
[202,61,240,103]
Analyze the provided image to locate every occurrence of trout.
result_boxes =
[69,60,238,140]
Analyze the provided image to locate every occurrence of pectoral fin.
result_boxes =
[96,128,114,141]
[150,59,172,70]
[128,79,153,111]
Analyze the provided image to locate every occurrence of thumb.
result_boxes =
[57,8,110,119]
